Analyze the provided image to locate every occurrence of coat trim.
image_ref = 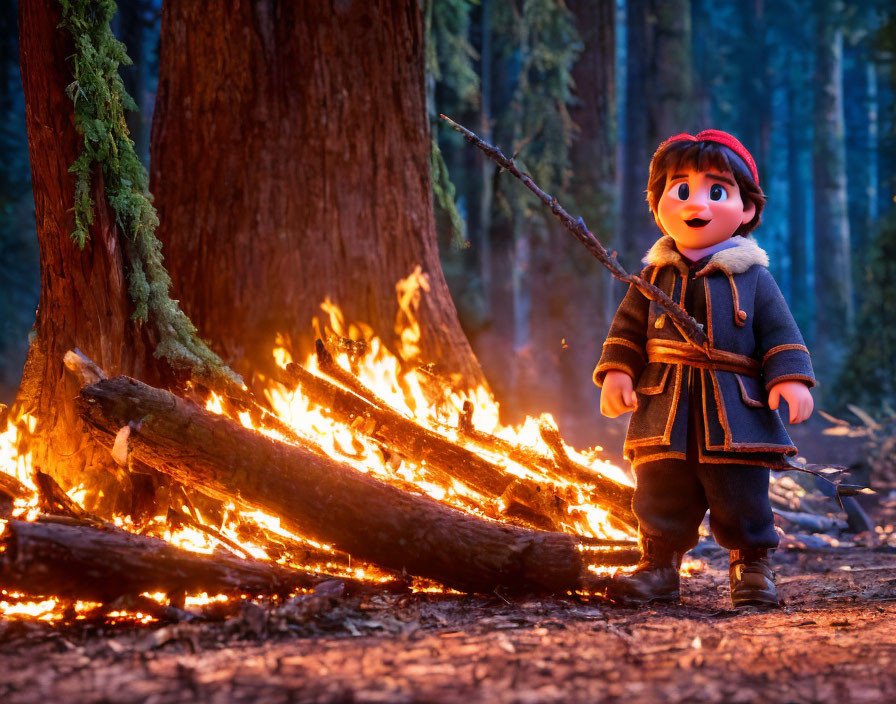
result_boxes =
[642,235,769,276]
[762,344,810,365]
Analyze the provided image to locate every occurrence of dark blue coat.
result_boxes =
[594,235,815,468]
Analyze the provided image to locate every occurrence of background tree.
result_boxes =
[0,1,37,402]
[615,0,699,273]
[833,3,896,413]
[812,0,854,387]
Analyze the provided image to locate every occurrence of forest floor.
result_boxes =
[1,411,891,704]
[1,509,895,704]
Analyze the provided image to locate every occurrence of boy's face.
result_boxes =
[656,167,756,249]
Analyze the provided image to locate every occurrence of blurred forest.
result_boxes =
[1,0,895,442]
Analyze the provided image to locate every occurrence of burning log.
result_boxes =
[537,420,636,528]
[285,358,636,531]
[456,400,637,529]
[0,472,32,504]
[0,517,355,604]
[78,375,607,594]
[284,361,567,531]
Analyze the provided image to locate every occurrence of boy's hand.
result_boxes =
[601,370,638,418]
[768,380,814,424]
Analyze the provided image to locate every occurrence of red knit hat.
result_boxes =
[660,129,759,185]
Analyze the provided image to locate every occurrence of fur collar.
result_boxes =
[642,235,769,277]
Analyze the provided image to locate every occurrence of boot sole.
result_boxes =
[732,598,780,609]
[607,590,681,606]
[731,588,779,609]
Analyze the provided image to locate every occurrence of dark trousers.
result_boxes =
[632,368,779,552]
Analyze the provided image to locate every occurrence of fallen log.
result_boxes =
[283,362,569,531]
[0,517,361,604]
[78,376,602,593]
[312,343,636,529]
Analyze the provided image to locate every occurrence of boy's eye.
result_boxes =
[676,183,689,200]
[710,184,728,201]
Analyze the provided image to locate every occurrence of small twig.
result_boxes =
[315,339,397,414]
[440,114,708,350]
[33,470,104,525]
[166,506,252,560]
[63,348,108,385]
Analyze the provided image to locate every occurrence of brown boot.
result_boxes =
[604,535,683,605]
[729,549,779,608]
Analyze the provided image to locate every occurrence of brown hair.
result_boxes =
[645,140,766,237]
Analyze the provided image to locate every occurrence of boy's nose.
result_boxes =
[681,200,712,218]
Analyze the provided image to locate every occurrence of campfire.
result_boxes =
[0,270,875,627]
[0,271,644,625]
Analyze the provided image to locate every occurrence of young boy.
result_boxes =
[594,130,815,608]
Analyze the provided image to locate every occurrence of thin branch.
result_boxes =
[440,114,708,350]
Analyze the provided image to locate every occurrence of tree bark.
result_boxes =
[150,0,485,389]
[79,376,590,594]
[14,0,161,512]
[0,518,350,603]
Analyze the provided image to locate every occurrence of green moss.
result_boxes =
[57,0,242,390]
[430,137,468,250]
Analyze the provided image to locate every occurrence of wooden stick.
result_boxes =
[537,420,636,528]
[440,114,708,350]
[284,362,583,532]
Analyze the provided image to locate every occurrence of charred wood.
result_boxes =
[0,518,353,604]
[538,420,636,528]
[285,361,636,531]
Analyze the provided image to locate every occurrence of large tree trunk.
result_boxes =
[79,376,591,594]
[14,0,161,512]
[812,4,853,385]
[150,0,485,389]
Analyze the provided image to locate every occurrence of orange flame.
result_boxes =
[0,269,639,621]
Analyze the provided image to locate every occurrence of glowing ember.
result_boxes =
[680,557,705,577]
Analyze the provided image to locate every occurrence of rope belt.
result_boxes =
[646,339,761,377]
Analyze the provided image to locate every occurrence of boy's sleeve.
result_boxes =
[593,280,650,387]
[753,267,816,391]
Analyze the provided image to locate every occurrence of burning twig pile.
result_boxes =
[0,287,649,620]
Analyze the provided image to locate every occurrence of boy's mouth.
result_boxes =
[685,218,711,228]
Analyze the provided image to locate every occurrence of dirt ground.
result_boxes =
[1,535,895,704]
[0,410,890,704]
